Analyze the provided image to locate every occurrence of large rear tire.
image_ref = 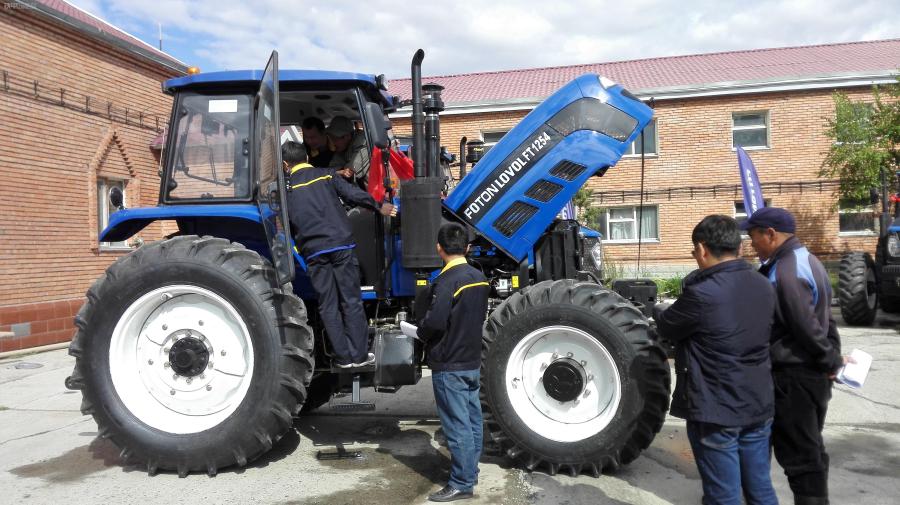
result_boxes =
[838,252,878,326]
[65,236,314,476]
[481,280,670,476]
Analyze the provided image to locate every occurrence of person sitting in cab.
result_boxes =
[327,116,370,188]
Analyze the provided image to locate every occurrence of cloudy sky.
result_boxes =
[69,0,899,78]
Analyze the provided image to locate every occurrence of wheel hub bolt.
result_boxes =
[580,360,587,367]
[583,389,591,398]
[164,362,170,368]
[206,385,212,391]
[163,347,170,353]
[540,363,548,371]
[551,352,559,360]
[200,374,205,380]
[169,389,175,395]
[208,362,214,369]
[162,293,172,301]
[566,352,573,358]
[587,374,594,381]
[162,324,168,330]
[198,320,204,326]
[186,378,193,385]
[173,374,179,380]
[148,359,154,365]
[221,350,227,356]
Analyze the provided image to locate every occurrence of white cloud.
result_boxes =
[66,0,900,79]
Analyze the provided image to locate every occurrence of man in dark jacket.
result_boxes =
[282,141,395,367]
[656,215,778,505]
[743,207,843,505]
[418,223,489,502]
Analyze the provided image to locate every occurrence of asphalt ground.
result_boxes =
[1,309,898,505]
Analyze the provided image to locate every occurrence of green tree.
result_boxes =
[820,75,900,202]
[572,187,603,229]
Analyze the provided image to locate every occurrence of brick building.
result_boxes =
[388,40,900,275]
[0,0,186,352]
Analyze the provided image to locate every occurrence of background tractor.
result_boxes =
[64,49,670,477]
[838,173,900,325]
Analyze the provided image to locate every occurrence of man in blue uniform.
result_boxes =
[282,141,395,367]
[418,223,489,502]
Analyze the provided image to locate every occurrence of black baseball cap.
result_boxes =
[740,207,796,233]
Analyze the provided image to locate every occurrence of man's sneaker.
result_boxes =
[335,361,355,369]
[352,353,376,367]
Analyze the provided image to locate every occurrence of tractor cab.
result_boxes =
[158,52,397,294]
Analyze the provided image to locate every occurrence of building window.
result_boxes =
[98,178,128,249]
[839,198,878,235]
[734,200,771,232]
[625,119,657,156]
[732,111,769,149]
[599,205,659,242]
[482,130,509,154]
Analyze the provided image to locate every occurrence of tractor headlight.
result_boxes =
[580,236,603,280]
[590,241,603,269]
[888,234,900,257]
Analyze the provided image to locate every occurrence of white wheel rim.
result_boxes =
[109,285,255,434]
[505,325,622,443]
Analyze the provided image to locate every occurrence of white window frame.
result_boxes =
[98,178,130,250]
[481,129,509,154]
[601,205,659,244]
[731,111,770,150]
[838,200,879,237]
[623,119,658,157]
[734,200,771,237]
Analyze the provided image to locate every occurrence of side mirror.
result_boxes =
[363,102,391,149]
[109,186,125,210]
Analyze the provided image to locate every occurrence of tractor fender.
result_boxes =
[100,204,265,242]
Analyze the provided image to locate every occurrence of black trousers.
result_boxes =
[306,248,368,364]
[772,368,833,501]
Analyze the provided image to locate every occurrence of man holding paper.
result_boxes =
[744,207,843,505]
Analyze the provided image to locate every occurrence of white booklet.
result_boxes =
[836,349,873,389]
[400,321,423,342]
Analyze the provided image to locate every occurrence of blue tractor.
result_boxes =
[65,50,670,477]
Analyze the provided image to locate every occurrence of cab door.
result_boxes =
[254,50,294,284]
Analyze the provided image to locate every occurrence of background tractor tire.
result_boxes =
[838,252,878,326]
[65,235,314,477]
[481,279,670,477]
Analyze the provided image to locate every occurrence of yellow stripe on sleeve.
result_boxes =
[291,174,332,189]
[453,281,489,298]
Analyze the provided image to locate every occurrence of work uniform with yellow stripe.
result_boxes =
[416,256,489,371]
[417,256,489,494]
[286,162,384,366]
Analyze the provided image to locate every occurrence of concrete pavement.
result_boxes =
[1,310,898,504]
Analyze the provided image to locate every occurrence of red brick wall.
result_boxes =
[0,7,183,351]
[391,87,879,272]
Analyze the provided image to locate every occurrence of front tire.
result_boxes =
[838,252,878,326]
[481,280,670,476]
[65,236,314,476]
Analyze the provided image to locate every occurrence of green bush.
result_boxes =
[654,275,685,298]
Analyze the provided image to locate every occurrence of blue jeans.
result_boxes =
[687,418,779,505]
[432,369,483,493]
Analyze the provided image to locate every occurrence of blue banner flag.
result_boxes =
[560,200,576,219]
[737,146,765,216]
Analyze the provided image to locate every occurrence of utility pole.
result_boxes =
[158,22,162,51]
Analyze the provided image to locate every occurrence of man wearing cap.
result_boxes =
[327,116,371,188]
[742,207,843,505]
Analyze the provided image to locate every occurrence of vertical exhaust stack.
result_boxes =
[458,136,468,179]
[411,49,426,178]
[400,49,443,269]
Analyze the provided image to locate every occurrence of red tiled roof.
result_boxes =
[387,39,900,104]
[30,0,186,70]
